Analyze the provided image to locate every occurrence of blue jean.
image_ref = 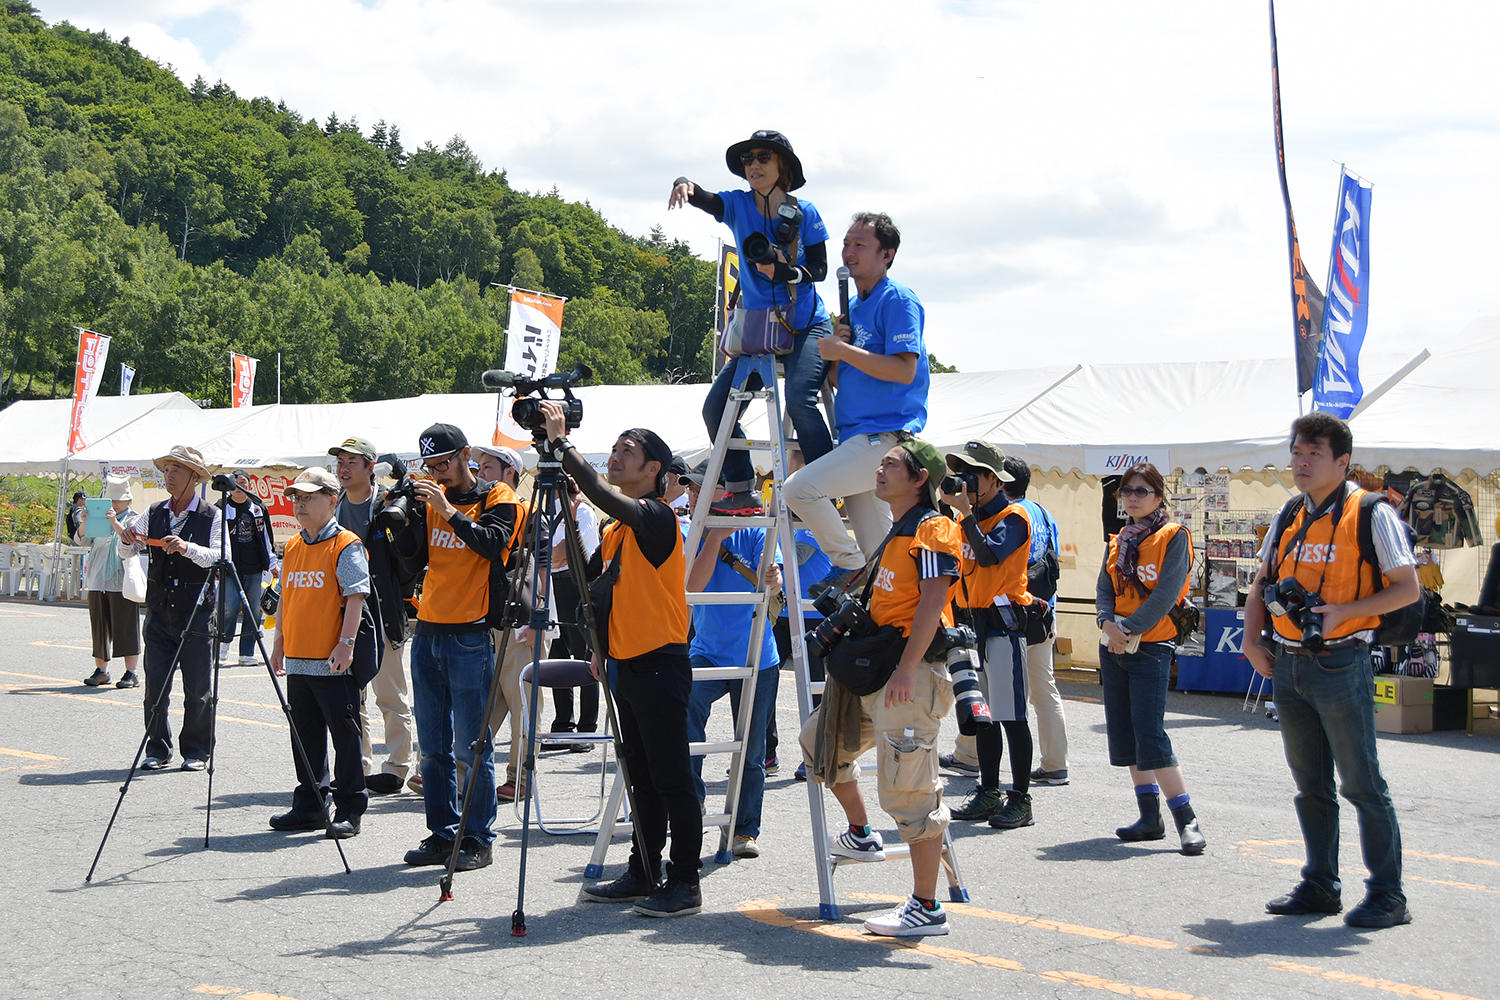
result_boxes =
[1099,643,1178,770]
[702,319,833,491]
[687,655,777,839]
[221,570,264,657]
[1273,644,1403,899]
[411,630,497,846]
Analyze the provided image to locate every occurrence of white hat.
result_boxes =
[471,444,524,475]
[103,475,134,501]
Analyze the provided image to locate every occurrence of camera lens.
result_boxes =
[741,232,775,265]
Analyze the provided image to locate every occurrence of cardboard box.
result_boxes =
[1374,676,1433,735]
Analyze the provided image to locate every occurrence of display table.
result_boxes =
[1175,608,1270,695]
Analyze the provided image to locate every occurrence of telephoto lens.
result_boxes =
[741,231,777,265]
[947,644,992,735]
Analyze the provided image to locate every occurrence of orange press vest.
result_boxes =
[1106,522,1192,643]
[1271,486,1384,643]
[281,527,361,659]
[600,506,689,660]
[958,500,1033,609]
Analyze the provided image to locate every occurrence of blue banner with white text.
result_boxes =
[1313,168,1373,418]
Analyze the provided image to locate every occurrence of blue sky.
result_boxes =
[36,1,1500,380]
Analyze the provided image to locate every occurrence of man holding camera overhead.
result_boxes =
[329,436,420,796]
[1244,413,1418,930]
[389,423,520,873]
[785,212,930,592]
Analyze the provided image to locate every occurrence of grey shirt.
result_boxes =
[283,516,372,677]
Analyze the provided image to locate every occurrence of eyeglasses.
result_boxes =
[290,492,331,506]
[423,456,454,474]
[1118,486,1156,498]
[739,150,775,166]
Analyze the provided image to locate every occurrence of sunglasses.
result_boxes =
[739,150,775,166]
[1118,486,1156,498]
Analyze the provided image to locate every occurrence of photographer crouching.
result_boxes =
[534,400,701,918]
[799,435,961,938]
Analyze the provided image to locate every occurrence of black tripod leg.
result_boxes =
[203,598,221,847]
[87,575,213,882]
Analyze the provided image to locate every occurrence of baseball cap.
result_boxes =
[901,437,950,508]
[945,440,1016,482]
[472,443,524,475]
[418,423,467,461]
[668,454,690,479]
[284,467,340,494]
[678,459,724,488]
[328,436,377,461]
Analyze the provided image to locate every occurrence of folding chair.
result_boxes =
[515,658,617,835]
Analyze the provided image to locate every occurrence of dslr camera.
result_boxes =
[940,471,978,497]
[806,588,876,660]
[481,363,591,434]
[375,453,418,529]
[741,203,803,265]
[1263,577,1327,652]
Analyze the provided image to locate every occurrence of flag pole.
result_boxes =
[277,352,282,404]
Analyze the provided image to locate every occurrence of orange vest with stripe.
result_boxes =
[958,501,1033,608]
[281,528,361,659]
[600,507,689,659]
[418,482,513,626]
[870,513,962,637]
[1106,522,1192,643]
[1271,486,1383,642]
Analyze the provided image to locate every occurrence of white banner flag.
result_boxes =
[68,329,110,455]
[120,363,134,396]
[494,289,566,448]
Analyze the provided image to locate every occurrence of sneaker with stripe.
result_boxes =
[863,895,949,937]
[829,827,885,861]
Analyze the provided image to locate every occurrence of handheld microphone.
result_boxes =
[480,369,517,389]
[836,266,850,320]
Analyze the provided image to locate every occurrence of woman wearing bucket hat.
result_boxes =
[668,129,835,516]
[80,476,144,689]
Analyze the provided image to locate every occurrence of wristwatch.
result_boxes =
[338,636,356,648]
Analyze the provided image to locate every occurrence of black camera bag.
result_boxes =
[824,507,931,696]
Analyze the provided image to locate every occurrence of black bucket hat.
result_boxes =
[725,130,806,191]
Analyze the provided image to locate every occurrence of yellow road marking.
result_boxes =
[29,639,93,651]
[193,986,300,1000]
[1267,962,1483,1000]
[4,674,283,712]
[849,893,1176,949]
[1231,840,1498,894]
[6,687,282,728]
[0,606,59,617]
[0,746,64,761]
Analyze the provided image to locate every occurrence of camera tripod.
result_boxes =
[86,485,352,882]
[439,430,650,938]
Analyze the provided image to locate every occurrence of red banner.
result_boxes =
[231,353,258,408]
[67,329,111,455]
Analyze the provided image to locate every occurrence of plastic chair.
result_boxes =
[515,658,617,835]
[0,544,19,596]
[17,545,53,599]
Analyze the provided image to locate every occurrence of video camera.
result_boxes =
[741,203,803,265]
[375,453,417,529]
[1264,577,1327,652]
[481,362,591,433]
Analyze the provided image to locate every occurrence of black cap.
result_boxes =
[621,427,672,495]
[418,423,468,460]
[668,454,690,478]
[72,491,85,501]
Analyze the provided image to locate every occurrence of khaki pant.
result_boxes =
[485,629,534,786]
[359,640,418,779]
[799,657,954,843]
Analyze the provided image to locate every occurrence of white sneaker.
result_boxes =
[863,895,949,937]
[238,654,259,666]
[829,827,885,861]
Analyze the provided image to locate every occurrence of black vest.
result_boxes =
[222,499,272,573]
[145,500,217,616]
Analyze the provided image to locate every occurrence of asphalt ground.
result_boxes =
[2,598,1497,1000]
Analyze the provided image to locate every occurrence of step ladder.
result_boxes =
[586,354,968,917]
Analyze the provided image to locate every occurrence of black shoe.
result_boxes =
[269,808,328,832]
[951,785,1004,821]
[581,867,659,903]
[989,791,1034,829]
[937,752,980,776]
[115,671,140,689]
[404,834,455,867]
[633,878,702,917]
[365,773,403,796]
[569,741,596,754]
[709,490,764,517]
[454,839,492,871]
[83,668,111,687]
[1116,794,1166,842]
[1344,892,1411,928]
[326,816,361,839]
[1266,880,1343,916]
[1170,802,1206,856]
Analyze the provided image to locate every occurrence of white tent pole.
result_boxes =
[977,363,1083,439]
[1346,348,1430,422]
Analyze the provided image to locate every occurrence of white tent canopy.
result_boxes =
[0,392,200,474]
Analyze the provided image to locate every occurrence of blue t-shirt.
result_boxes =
[835,276,928,439]
[778,528,833,622]
[1017,496,1060,609]
[718,189,830,331]
[690,527,780,670]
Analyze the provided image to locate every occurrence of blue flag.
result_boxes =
[1313,168,1373,418]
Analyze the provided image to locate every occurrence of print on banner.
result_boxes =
[120,363,135,396]
[231,353,258,408]
[716,245,741,334]
[1312,168,1373,419]
[1085,447,1170,477]
[68,329,111,455]
[495,289,566,447]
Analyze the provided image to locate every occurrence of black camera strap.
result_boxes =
[1274,482,1351,598]
[857,505,931,607]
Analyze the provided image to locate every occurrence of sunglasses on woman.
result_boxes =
[1118,486,1156,498]
[739,150,775,166]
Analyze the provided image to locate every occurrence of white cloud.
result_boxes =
[34,0,1500,372]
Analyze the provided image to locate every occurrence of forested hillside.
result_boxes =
[0,3,716,406]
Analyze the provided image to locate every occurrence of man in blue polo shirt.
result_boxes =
[785,212,929,591]
[681,468,781,860]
